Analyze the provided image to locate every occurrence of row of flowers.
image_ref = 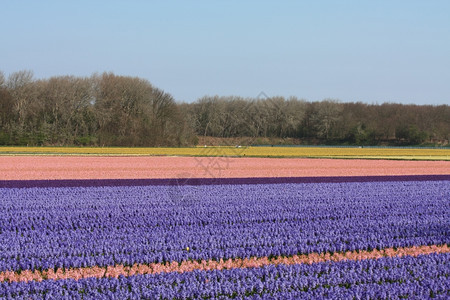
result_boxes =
[1,244,448,283]
[0,253,448,299]
[2,146,449,157]
[0,179,448,272]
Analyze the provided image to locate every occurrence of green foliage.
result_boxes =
[395,125,428,145]
[75,136,97,146]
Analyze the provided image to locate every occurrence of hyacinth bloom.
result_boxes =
[1,178,448,273]
[2,244,448,285]
[1,156,450,181]
[0,172,448,298]
[0,253,448,299]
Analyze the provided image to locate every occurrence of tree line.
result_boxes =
[1,71,449,147]
[0,71,193,146]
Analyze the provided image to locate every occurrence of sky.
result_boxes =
[1,0,450,105]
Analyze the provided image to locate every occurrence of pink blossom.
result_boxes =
[1,244,449,283]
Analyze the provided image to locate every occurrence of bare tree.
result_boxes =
[36,75,95,144]
[92,72,184,146]
[0,71,5,87]
[310,99,343,140]
[0,73,13,129]
[7,70,35,127]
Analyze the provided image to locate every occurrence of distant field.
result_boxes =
[0,146,449,160]
[2,156,449,181]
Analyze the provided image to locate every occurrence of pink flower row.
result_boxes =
[1,244,448,283]
[2,156,449,180]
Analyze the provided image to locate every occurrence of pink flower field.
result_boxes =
[1,156,449,180]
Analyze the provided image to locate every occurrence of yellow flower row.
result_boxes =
[0,146,449,160]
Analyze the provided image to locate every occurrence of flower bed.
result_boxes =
[0,174,448,298]
[1,156,449,180]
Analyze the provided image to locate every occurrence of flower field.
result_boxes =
[2,156,450,180]
[0,156,449,299]
[1,146,450,160]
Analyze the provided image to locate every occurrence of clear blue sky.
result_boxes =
[1,0,449,105]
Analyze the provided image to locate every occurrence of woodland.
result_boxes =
[1,71,448,147]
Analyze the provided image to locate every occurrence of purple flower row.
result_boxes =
[1,253,448,299]
[0,180,449,272]
[1,174,448,189]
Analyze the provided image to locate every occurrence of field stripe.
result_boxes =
[2,156,449,181]
[1,244,448,283]
[1,174,449,188]
[1,146,450,158]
